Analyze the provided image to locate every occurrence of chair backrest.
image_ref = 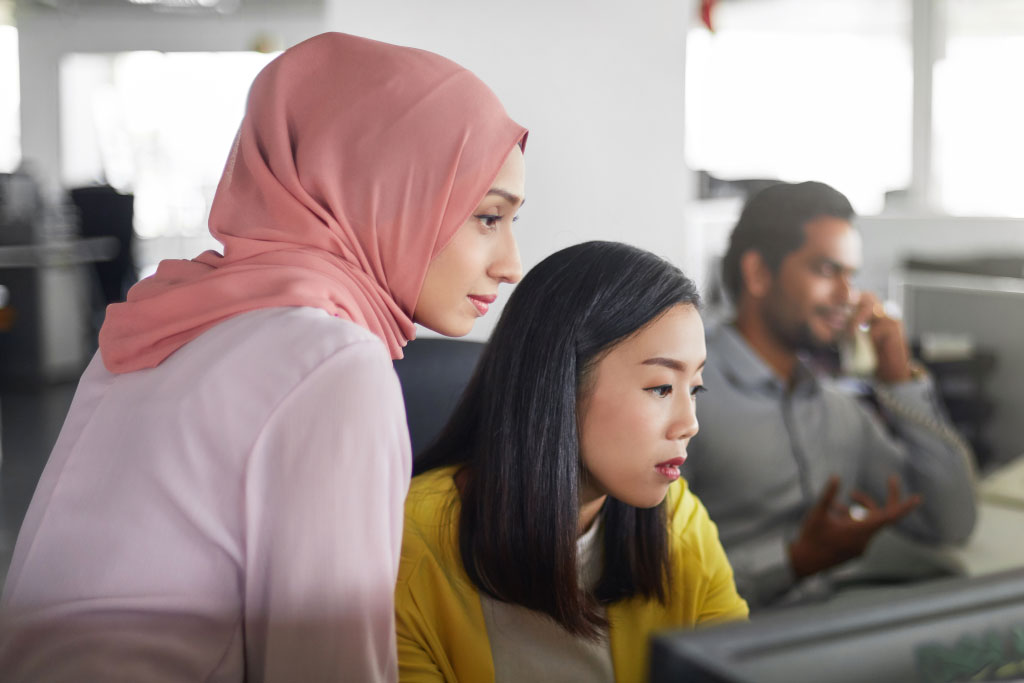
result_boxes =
[69,185,137,305]
[393,337,485,461]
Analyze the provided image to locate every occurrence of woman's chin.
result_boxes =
[417,317,475,338]
[613,487,671,510]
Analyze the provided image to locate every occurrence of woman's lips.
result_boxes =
[655,456,686,481]
[468,294,496,316]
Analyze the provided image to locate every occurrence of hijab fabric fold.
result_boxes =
[99,32,527,373]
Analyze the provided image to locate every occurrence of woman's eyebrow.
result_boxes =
[642,357,685,371]
[486,188,525,207]
[641,358,707,372]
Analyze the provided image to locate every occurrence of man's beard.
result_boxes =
[763,299,837,354]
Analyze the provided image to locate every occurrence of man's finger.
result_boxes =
[813,476,841,516]
[884,494,923,522]
[886,474,904,506]
[832,502,852,520]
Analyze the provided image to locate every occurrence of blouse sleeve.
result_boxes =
[241,339,412,682]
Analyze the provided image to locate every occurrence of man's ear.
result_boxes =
[740,250,772,300]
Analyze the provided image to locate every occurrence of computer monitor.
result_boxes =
[649,568,1024,683]
[894,269,1024,466]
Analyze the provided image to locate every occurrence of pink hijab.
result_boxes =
[99,32,527,373]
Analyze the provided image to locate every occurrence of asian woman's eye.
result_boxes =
[690,385,707,399]
[645,385,673,398]
[475,214,502,231]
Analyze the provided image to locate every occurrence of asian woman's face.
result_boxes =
[413,146,525,337]
[577,304,706,509]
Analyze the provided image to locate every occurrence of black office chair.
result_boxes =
[393,337,485,465]
[69,185,138,334]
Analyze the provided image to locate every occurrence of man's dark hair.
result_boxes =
[721,181,855,304]
[415,240,701,639]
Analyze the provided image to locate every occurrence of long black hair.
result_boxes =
[416,240,702,638]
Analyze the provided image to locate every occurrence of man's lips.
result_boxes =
[468,294,497,315]
[817,307,852,331]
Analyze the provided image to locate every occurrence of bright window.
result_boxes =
[686,0,912,214]
[0,25,19,172]
[60,50,278,244]
[933,0,1024,217]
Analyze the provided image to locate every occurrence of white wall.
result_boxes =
[14,2,324,378]
[327,0,697,340]
[16,2,325,202]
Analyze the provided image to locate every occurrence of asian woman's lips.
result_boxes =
[467,294,496,316]
[655,456,686,481]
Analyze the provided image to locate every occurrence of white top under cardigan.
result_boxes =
[481,513,615,683]
[0,307,412,682]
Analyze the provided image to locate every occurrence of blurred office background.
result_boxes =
[2,0,1024,584]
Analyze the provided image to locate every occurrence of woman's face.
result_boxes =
[577,304,706,510]
[414,146,525,337]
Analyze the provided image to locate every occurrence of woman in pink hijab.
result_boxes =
[0,32,526,682]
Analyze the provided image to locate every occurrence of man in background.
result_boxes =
[682,181,977,609]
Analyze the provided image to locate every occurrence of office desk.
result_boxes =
[980,454,1024,510]
[950,454,1024,575]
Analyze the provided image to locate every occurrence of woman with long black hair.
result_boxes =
[397,241,748,682]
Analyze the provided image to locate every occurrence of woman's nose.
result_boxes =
[491,229,522,284]
[669,399,699,441]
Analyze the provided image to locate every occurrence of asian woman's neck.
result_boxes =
[578,486,607,538]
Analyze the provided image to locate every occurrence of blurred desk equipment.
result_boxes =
[895,263,1024,470]
[912,341,996,467]
[0,171,116,385]
[649,567,1024,683]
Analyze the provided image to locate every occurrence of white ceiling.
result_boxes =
[22,0,323,14]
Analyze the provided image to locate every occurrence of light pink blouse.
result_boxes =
[0,307,411,682]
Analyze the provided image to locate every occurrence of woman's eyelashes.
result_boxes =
[644,384,707,399]
[645,384,673,398]
[474,212,520,231]
[475,214,502,230]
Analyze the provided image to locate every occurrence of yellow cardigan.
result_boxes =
[395,467,748,682]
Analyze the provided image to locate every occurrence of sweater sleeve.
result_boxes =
[857,377,977,545]
[241,339,412,683]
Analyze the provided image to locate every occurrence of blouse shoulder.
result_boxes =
[156,307,394,407]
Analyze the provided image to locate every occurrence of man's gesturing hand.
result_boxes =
[788,474,922,578]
